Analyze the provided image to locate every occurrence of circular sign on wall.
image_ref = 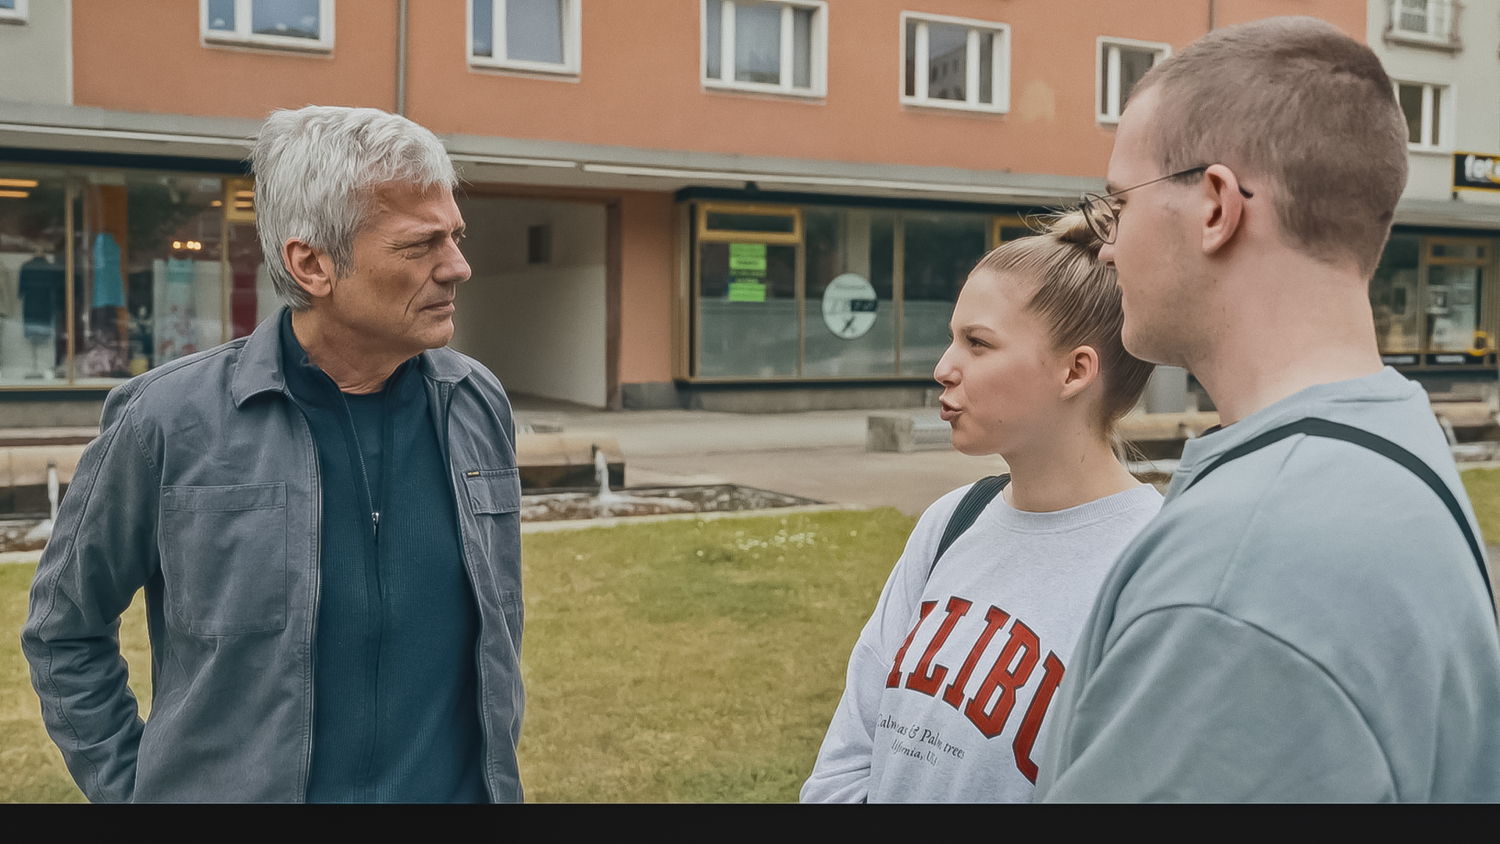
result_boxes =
[822,273,878,340]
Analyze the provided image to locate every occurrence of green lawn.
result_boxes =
[5,468,1500,803]
[0,508,914,803]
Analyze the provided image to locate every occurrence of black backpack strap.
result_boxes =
[929,474,1011,579]
[1184,417,1493,606]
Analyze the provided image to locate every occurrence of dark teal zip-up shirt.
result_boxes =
[279,311,486,803]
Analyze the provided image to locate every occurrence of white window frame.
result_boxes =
[200,0,334,52]
[899,12,1010,114]
[1394,79,1453,152]
[700,0,828,98]
[1388,0,1456,45]
[467,0,582,76]
[1096,36,1170,124]
[0,0,27,25]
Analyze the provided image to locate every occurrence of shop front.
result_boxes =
[677,190,1040,410]
[1370,151,1500,402]
[0,155,265,423]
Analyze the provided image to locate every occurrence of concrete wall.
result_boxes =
[1369,0,1500,206]
[451,196,608,407]
[0,0,70,105]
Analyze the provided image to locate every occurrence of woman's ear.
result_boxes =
[1060,344,1101,401]
[282,238,338,301]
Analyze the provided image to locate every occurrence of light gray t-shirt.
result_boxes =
[1035,368,1500,802]
[802,480,1162,803]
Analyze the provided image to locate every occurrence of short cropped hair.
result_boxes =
[1131,16,1407,276]
[249,105,459,309]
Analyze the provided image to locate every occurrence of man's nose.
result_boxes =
[442,237,471,284]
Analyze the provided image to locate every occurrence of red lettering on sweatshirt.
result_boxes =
[904,597,972,696]
[964,618,1040,738]
[941,604,1011,710]
[886,600,937,688]
[1011,651,1064,782]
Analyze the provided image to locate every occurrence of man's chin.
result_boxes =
[1122,324,1177,367]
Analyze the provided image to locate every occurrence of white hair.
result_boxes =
[249,105,459,310]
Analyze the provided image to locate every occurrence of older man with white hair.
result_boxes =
[22,106,524,803]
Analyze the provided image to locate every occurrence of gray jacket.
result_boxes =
[21,313,525,803]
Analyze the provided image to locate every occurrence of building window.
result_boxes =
[0,0,28,25]
[901,13,1010,113]
[470,0,581,75]
[1097,37,1168,123]
[1395,80,1449,150]
[702,0,827,97]
[1387,0,1458,47]
[202,0,334,51]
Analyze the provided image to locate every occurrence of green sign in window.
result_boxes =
[728,280,767,302]
[728,242,768,273]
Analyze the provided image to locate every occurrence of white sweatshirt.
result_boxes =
[802,480,1162,803]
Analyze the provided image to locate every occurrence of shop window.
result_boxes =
[900,213,989,376]
[0,168,274,390]
[1372,234,1494,366]
[0,0,27,25]
[803,209,896,377]
[470,0,581,75]
[703,0,826,97]
[690,203,1010,381]
[1424,239,1487,355]
[1371,234,1421,354]
[0,171,67,385]
[202,0,333,52]
[1387,0,1458,46]
[695,204,801,377]
[1097,38,1168,124]
[1395,80,1448,150]
[901,13,1009,113]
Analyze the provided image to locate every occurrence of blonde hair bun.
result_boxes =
[1044,209,1103,256]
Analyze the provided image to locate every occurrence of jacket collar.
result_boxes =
[231,307,473,407]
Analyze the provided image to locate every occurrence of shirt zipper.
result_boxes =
[336,391,381,541]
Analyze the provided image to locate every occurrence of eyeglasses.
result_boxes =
[1079,165,1254,245]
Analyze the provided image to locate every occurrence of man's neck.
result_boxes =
[290,309,410,395]
[1187,260,1384,425]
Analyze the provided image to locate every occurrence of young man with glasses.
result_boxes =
[1033,17,1500,802]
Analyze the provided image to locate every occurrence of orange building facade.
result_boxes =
[2,0,1430,420]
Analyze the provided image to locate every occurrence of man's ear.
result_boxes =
[282,239,338,301]
[1060,344,1101,401]
[1200,163,1248,256]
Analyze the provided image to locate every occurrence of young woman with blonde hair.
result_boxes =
[802,211,1159,803]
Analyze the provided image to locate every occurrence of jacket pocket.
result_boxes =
[159,483,288,636]
[462,467,521,514]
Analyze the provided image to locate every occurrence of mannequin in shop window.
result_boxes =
[155,242,199,365]
[17,246,63,379]
[81,231,130,378]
